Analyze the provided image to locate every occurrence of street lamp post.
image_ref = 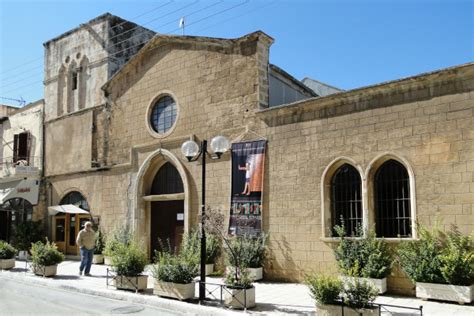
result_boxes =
[181,135,230,301]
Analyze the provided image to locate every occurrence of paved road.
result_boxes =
[0,278,181,316]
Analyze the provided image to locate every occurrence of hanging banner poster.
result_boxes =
[228,140,266,236]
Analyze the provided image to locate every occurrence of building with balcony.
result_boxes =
[0,100,43,242]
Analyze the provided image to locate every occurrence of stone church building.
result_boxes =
[37,13,473,295]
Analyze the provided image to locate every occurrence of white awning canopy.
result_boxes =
[0,179,40,205]
[48,204,90,216]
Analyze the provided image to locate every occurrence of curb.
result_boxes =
[0,271,243,316]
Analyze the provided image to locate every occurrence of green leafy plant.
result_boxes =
[0,241,17,259]
[439,230,473,286]
[343,279,378,309]
[110,241,148,277]
[305,274,343,305]
[398,226,445,284]
[94,229,105,255]
[225,267,253,289]
[334,225,392,279]
[11,221,44,251]
[103,227,132,257]
[179,230,221,265]
[225,233,267,268]
[151,251,198,284]
[30,240,64,267]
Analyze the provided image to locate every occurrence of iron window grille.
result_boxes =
[375,159,411,238]
[331,164,362,236]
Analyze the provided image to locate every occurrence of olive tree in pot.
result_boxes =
[333,225,392,294]
[151,250,198,300]
[30,240,64,277]
[110,241,149,291]
[398,225,473,304]
[180,229,221,276]
[92,229,104,264]
[305,274,379,316]
[103,227,131,265]
[226,234,267,281]
[0,241,17,270]
[202,207,257,309]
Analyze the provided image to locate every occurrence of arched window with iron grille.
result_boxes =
[375,159,411,237]
[331,164,362,236]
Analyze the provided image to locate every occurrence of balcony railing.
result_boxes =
[0,156,42,178]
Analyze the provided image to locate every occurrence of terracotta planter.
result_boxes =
[416,282,473,304]
[114,275,148,291]
[342,276,387,294]
[226,266,263,281]
[205,263,214,276]
[316,304,380,316]
[153,280,195,300]
[32,264,58,277]
[224,286,256,309]
[0,258,15,270]
[104,256,112,265]
[92,254,104,264]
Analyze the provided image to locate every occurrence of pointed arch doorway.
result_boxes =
[143,161,185,257]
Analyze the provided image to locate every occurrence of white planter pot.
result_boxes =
[0,258,15,270]
[114,275,148,291]
[342,276,387,294]
[416,282,474,304]
[224,286,256,309]
[205,263,214,276]
[92,254,104,264]
[316,304,380,316]
[17,251,28,260]
[103,256,112,265]
[153,280,195,300]
[226,266,263,281]
[32,264,58,277]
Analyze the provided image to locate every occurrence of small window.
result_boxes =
[331,164,362,236]
[375,160,411,237]
[150,96,177,134]
[72,71,78,90]
[13,132,29,163]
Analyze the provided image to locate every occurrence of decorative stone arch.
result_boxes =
[66,60,77,113]
[365,152,417,238]
[320,157,365,238]
[132,148,190,254]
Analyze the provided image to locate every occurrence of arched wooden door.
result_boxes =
[147,162,185,257]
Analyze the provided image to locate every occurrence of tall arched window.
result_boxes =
[375,159,411,237]
[331,164,362,236]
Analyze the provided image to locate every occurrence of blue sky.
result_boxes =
[0,0,472,106]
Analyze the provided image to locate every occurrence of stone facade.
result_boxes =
[38,13,473,295]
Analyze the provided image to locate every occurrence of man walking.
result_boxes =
[76,221,95,276]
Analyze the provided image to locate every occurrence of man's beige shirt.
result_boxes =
[76,229,95,250]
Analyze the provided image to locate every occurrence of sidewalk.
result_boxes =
[1,260,473,315]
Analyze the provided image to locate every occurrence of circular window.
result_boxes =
[150,96,177,134]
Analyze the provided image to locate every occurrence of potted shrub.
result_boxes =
[110,241,148,291]
[306,274,379,316]
[92,229,104,264]
[224,266,255,309]
[180,230,221,276]
[151,250,198,300]
[0,241,17,270]
[226,234,267,281]
[103,227,131,265]
[334,225,392,294]
[398,226,473,304]
[11,221,43,260]
[305,274,344,316]
[30,240,64,277]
